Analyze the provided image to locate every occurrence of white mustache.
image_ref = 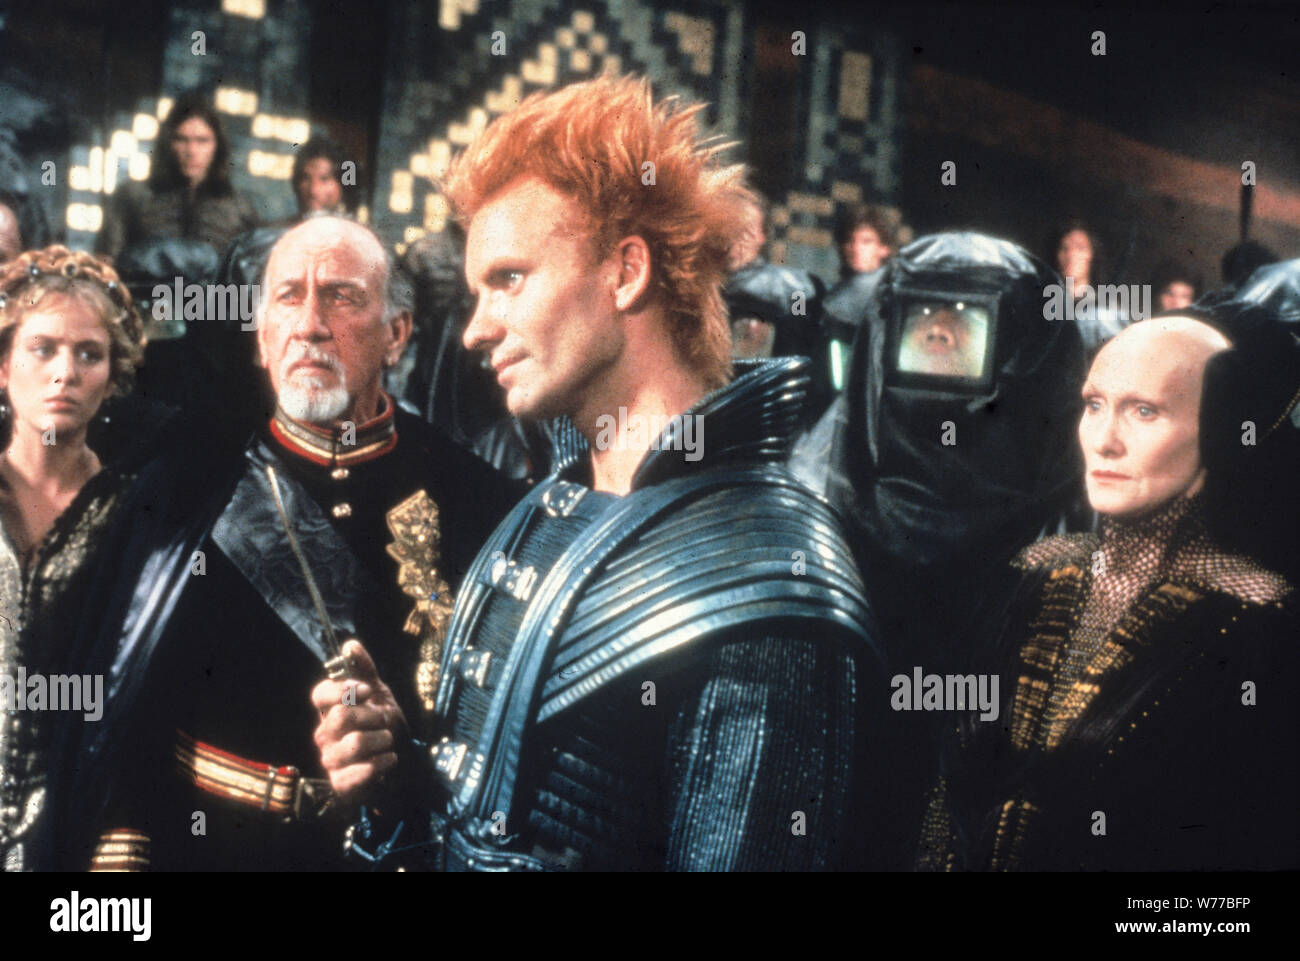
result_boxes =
[283,344,345,378]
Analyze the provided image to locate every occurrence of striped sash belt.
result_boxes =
[174,730,336,822]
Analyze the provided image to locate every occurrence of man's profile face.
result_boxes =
[842,226,889,274]
[897,302,989,378]
[1078,317,1227,518]
[295,157,343,214]
[462,177,625,420]
[258,219,402,423]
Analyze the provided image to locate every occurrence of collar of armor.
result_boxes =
[543,357,812,487]
[269,391,398,467]
[628,356,811,490]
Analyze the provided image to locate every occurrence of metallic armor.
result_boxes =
[366,357,881,871]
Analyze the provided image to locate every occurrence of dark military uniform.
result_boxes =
[68,395,519,870]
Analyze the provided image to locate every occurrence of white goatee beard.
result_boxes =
[277,382,351,424]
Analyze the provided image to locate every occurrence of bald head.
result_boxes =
[268,216,388,289]
[1079,316,1232,517]
[257,216,412,330]
[1100,315,1231,378]
[256,215,411,425]
[0,203,22,265]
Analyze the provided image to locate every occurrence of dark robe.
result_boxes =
[921,496,1298,871]
[0,399,179,871]
[53,395,520,870]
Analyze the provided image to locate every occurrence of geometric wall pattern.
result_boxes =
[374,0,906,276]
[372,0,741,252]
[58,0,905,282]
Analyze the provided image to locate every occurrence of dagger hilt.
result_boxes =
[324,635,360,680]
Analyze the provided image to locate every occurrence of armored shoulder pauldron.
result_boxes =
[434,462,874,835]
[537,474,872,720]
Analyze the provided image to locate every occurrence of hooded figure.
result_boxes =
[722,263,830,425]
[790,232,1087,866]
[1219,256,1300,329]
[793,232,1087,659]
[1192,265,1300,584]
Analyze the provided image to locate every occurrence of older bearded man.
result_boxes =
[64,216,519,871]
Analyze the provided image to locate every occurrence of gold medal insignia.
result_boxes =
[385,490,454,711]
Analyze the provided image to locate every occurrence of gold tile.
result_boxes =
[839,51,872,121]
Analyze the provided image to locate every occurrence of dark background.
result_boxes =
[3,0,1297,289]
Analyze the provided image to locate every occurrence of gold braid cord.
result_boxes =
[0,245,146,348]
[385,491,454,711]
[89,829,151,872]
[992,566,1205,869]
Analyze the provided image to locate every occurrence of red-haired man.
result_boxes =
[312,74,881,871]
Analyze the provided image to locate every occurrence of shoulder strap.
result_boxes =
[211,442,365,665]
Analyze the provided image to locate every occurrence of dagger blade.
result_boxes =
[265,464,351,679]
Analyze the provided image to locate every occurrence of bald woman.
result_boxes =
[919,315,1298,871]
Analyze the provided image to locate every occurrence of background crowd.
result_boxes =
[1,1,1297,874]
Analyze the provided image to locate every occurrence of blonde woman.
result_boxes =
[0,246,146,871]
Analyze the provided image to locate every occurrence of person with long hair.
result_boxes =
[0,245,148,870]
[96,92,257,261]
[1046,219,1130,351]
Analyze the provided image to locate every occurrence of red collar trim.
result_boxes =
[269,392,398,467]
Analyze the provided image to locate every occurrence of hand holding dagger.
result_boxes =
[265,464,406,802]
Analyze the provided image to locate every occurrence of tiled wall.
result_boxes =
[373,0,905,277]
[59,0,905,279]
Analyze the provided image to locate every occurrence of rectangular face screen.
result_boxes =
[896,300,992,380]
